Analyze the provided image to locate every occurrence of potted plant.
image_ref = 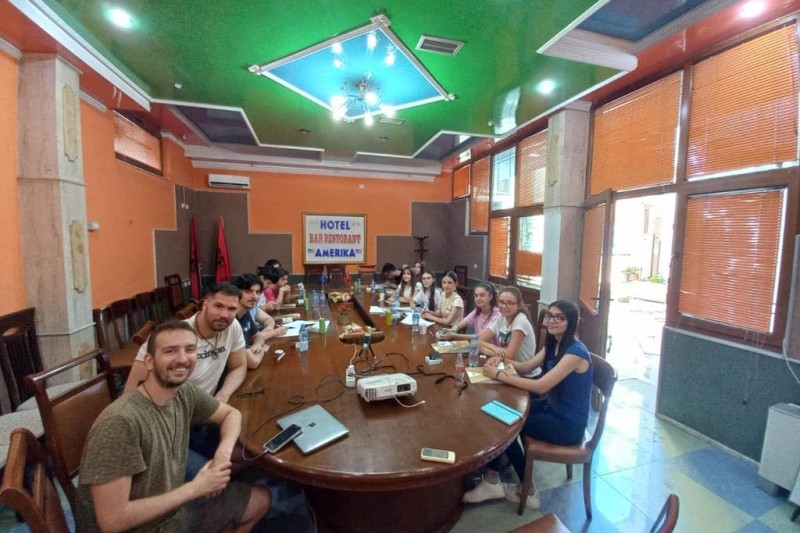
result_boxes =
[623,266,640,281]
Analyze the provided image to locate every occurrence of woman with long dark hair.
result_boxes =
[462,299,593,511]
[388,267,416,305]
[475,287,537,375]
[421,271,464,327]
[412,270,441,311]
[440,281,500,340]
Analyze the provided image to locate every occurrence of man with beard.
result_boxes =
[232,273,286,369]
[76,321,270,532]
[125,283,247,403]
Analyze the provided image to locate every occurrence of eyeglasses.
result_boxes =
[544,311,567,324]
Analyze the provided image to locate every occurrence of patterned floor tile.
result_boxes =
[755,503,800,533]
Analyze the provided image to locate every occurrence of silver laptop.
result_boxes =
[277,404,349,454]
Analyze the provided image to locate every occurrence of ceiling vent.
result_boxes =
[378,117,405,126]
[416,35,464,56]
[208,173,250,189]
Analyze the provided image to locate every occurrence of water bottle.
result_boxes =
[468,334,479,367]
[297,283,305,306]
[363,330,371,351]
[311,290,319,310]
[454,352,466,387]
[370,279,376,293]
[298,324,309,352]
[392,299,400,325]
[411,307,420,334]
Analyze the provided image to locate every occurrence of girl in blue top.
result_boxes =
[463,300,593,510]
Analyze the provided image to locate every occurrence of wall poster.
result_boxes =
[303,213,366,264]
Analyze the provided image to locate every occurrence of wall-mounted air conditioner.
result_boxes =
[208,173,250,189]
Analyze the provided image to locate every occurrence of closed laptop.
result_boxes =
[277,404,349,454]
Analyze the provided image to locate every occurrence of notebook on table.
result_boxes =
[481,400,523,425]
[277,404,349,454]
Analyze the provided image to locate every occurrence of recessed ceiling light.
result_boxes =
[740,0,765,18]
[536,79,556,95]
[174,83,183,90]
[107,7,134,29]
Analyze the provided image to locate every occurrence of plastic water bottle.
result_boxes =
[454,352,466,387]
[370,279,376,293]
[298,324,309,352]
[411,307,420,334]
[297,283,305,306]
[392,299,400,325]
[311,290,320,309]
[468,334,479,367]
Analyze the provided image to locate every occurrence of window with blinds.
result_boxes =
[491,147,516,210]
[113,112,163,174]
[516,215,544,285]
[489,217,511,278]
[589,72,682,195]
[678,189,784,333]
[579,204,606,314]
[687,25,799,179]
[453,165,470,199]
[470,157,490,232]
[518,130,548,206]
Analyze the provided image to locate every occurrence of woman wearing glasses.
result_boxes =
[474,287,538,375]
[463,299,593,511]
[421,271,464,327]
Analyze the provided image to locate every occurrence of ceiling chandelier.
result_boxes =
[331,76,394,125]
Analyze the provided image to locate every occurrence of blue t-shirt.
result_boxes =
[236,310,259,344]
[544,339,593,427]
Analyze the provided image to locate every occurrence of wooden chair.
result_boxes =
[650,494,680,533]
[153,286,171,322]
[304,263,325,287]
[135,290,167,325]
[506,513,571,532]
[131,320,156,347]
[535,308,548,354]
[25,349,118,507]
[357,264,376,285]
[453,264,468,287]
[326,263,346,288]
[517,353,617,518]
[164,273,186,314]
[109,297,140,347]
[0,308,43,412]
[0,428,70,533]
[175,301,199,320]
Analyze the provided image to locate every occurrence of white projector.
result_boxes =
[357,373,417,402]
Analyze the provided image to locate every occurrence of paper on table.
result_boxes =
[278,320,318,338]
[369,306,387,315]
[430,340,469,354]
[467,363,517,384]
[400,314,434,326]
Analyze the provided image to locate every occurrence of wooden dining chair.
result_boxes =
[175,301,199,320]
[164,273,186,314]
[326,263,346,287]
[506,513,571,533]
[650,494,680,533]
[304,263,325,287]
[0,308,44,413]
[453,264,468,287]
[517,353,617,518]
[535,308,548,354]
[109,297,140,347]
[357,264,376,285]
[0,428,71,533]
[25,349,117,507]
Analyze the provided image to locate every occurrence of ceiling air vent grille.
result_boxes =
[379,117,405,126]
[416,35,464,56]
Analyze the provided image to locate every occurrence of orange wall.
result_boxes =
[82,103,180,306]
[0,52,26,315]
[193,168,452,272]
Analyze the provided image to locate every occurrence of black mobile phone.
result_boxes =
[263,424,303,453]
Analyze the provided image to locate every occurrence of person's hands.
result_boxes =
[191,460,231,499]
[274,325,287,336]
[441,330,455,340]
[482,364,499,379]
[485,356,504,367]
[421,310,434,318]
[262,301,278,312]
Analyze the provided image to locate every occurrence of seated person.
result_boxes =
[412,260,425,278]
[256,259,282,311]
[233,273,287,368]
[421,270,464,327]
[263,267,291,306]
[440,281,500,340]
[463,300,592,510]
[412,270,442,312]
[77,321,270,532]
[477,286,538,377]
[380,262,402,290]
[388,267,416,305]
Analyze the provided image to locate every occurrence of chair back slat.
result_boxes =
[164,274,186,314]
[0,308,43,412]
[586,352,617,450]
[109,298,139,346]
[25,349,117,507]
[0,428,71,533]
[453,265,468,287]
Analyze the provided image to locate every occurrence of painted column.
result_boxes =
[540,101,591,307]
[17,54,95,371]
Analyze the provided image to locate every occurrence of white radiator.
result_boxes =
[758,403,800,491]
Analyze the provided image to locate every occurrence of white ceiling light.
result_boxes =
[108,7,134,29]
[740,0,765,18]
[536,79,556,95]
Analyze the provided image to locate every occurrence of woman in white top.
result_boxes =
[413,270,441,312]
[477,286,537,377]
[389,267,416,305]
[422,271,464,327]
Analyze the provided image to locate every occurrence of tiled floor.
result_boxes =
[2,379,797,532]
[452,379,800,533]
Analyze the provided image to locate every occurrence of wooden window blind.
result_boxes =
[518,130,548,206]
[678,189,784,333]
[579,204,606,313]
[470,157,491,232]
[489,217,511,278]
[113,112,162,173]
[687,24,799,179]
[453,165,470,198]
[516,251,542,284]
[589,72,681,195]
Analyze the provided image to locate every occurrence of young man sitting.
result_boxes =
[76,321,270,532]
[233,273,287,368]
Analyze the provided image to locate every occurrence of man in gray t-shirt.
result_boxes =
[77,321,270,532]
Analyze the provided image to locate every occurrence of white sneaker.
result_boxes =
[503,483,541,510]
[462,479,505,503]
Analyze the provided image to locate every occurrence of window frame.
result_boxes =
[113,111,164,176]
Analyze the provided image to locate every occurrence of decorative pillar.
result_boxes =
[540,101,591,308]
[17,54,95,372]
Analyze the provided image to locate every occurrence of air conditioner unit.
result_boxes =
[208,174,250,189]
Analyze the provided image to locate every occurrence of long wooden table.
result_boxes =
[231,291,529,533]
